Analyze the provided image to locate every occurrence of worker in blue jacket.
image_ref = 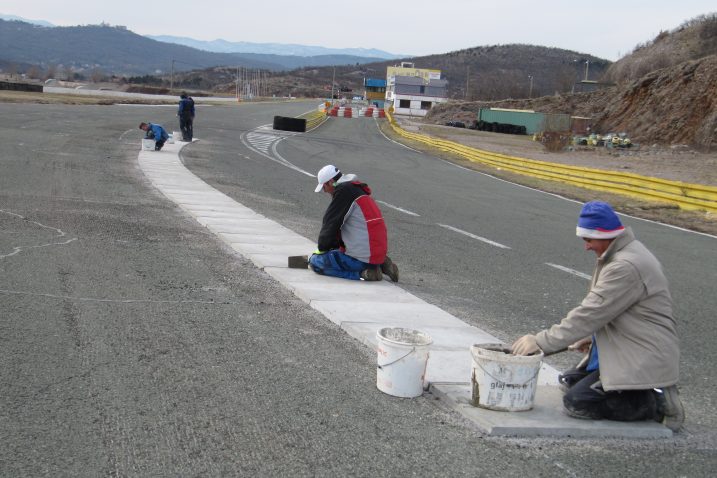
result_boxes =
[177,92,195,141]
[139,122,169,151]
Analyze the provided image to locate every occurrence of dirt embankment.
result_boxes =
[595,56,717,149]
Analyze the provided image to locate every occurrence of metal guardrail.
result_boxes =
[386,111,717,213]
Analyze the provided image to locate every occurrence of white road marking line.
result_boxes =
[240,126,314,177]
[0,209,79,259]
[376,200,420,217]
[118,129,135,141]
[545,263,592,280]
[440,160,717,240]
[437,224,511,249]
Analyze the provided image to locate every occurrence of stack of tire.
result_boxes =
[273,116,306,132]
[472,120,526,135]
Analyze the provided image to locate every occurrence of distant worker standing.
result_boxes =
[139,122,169,151]
[310,165,399,282]
[512,201,684,431]
[178,92,195,142]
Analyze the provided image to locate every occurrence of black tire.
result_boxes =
[273,116,307,132]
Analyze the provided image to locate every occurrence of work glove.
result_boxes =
[511,334,541,356]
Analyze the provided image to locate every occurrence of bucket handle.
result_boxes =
[472,354,542,386]
[377,347,416,369]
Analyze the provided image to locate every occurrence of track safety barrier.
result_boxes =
[298,108,329,131]
[386,111,717,213]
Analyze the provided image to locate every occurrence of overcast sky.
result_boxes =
[3,1,715,60]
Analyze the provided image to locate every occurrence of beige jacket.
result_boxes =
[536,227,679,391]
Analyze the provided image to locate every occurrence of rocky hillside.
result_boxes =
[427,15,717,150]
[604,13,717,84]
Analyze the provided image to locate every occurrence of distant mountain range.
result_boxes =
[0,13,612,102]
[0,13,402,70]
[0,13,54,27]
[147,35,402,59]
[0,19,404,74]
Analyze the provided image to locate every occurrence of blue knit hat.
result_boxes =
[576,201,625,239]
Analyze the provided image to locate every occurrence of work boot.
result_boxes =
[562,402,601,420]
[656,385,685,432]
[380,256,399,282]
[360,266,383,281]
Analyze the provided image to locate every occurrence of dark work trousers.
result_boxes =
[179,115,193,141]
[563,370,659,421]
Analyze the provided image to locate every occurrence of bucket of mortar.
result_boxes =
[376,327,432,398]
[470,343,543,411]
[141,138,155,151]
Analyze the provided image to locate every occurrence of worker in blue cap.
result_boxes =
[512,201,684,431]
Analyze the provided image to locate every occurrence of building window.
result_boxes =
[420,101,432,110]
[399,99,410,108]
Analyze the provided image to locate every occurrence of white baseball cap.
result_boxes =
[314,165,341,192]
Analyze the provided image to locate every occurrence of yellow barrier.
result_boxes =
[386,111,717,213]
[299,108,328,131]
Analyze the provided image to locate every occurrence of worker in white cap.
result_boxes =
[310,165,398,282]
[512,201,683,431]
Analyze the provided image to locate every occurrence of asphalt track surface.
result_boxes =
[1,101,716,476]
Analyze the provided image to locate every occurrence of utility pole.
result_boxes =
[235,66,239,99]
[170,59,175,94]
[465,65,469,100]
[331,67,336,106]
[528,75,534,99]
[584,60,590,81]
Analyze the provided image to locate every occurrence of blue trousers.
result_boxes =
[309,250,372,281]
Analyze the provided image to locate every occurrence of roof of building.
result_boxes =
[394,75,426,85]
[364,78,386,87]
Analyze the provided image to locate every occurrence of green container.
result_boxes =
[478,108,570,134]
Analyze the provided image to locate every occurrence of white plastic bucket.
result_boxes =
[376,327,432,398]
[470,343,543,411]
[141,138,155,151]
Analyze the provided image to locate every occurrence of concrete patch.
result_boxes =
[430,384,673,439]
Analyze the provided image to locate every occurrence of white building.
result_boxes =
[391,75,448,117]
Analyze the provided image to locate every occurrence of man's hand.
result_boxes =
[568,336,592,354]
[511,335,541,356]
